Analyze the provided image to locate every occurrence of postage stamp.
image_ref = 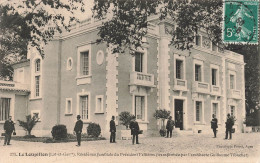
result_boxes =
[223,0,259,44]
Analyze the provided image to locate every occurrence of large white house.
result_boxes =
[0,16,245,138]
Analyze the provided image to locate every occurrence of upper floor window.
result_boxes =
[135,96,145,121]
[35,76,40,97]
[35,59,41,72]
[211,69,217,85]
[135,52,143,72]
[176,60,184,79]
[81,51,89,76]
[195,35,201,46]
[195,64,202,81]
[0,98,11,121]
[230,74,235,89]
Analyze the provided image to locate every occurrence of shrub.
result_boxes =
[159,129,166,137]
[154,109,171,137]
[87,123,101,137]
[17,115,39,136]
[119,111,135,129]
[51,124,67,140]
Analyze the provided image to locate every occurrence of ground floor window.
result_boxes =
[80,95,89,120]
[0,98,11,121]
[135,96,145,121]
[230,105,235,117]
[195,101,202,122]
[212,103,218,119]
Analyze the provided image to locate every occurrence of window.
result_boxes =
[176,60,183,79]
[195,64,202,81]
[230,74,235,89]
[195,101,202,122]
[66,58,73,70]
[0,98,11,121]
[195,35,201,46]
[95,95,104,113]
[80,95,89,120]
[35,59,40,72]
[212,103,218,118]
[81,51,89,75]
[135,96,145,121]
[135,52,143,72]
[212,69,217,85]
[35,76,40,97]
[230,105,235,117]
[212,42,217,51]
[65,98,72,115]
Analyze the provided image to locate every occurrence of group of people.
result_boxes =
[73,115,141,146]
[211,113,234,139]
[2,113,235,147]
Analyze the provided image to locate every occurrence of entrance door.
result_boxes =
[175,99,183,130]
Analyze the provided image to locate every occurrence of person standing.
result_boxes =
[166,116,174,138]
[211,114,218,138]
[225,113,234,140]
[74,115,83,146]
[3,116,15,146]
[129,116,140,145]
[110,116,116,143]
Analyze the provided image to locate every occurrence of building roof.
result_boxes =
[0,80,30,92]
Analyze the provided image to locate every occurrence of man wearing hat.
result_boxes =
[166,116,174,138]
[129,116,140,145]
[225,113,234,140]
[110,116,116,143]
[74,115,83,146]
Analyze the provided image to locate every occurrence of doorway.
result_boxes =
[174,99,184,130]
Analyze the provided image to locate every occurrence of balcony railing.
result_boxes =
[227,89,241,99]
[0,80,30,91]
[192,81,210,94]
[130,72,155,87]
[173,78,187,91]
[211,85,221,96]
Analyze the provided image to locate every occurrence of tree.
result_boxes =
[17,115,39,136]
[119,111,135,129]
[92,0,259,116]
[153,109,171,136]
[0,0,85,79]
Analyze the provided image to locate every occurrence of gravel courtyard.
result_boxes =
[0,132,259,163]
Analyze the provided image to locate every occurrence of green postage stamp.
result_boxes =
[223,0,259,44]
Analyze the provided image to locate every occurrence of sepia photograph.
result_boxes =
[0,0,259,162]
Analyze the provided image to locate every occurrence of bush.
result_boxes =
[17,115,39,136]
[23,135,36,139]
[87,123,101,137]
[51,124,67,140]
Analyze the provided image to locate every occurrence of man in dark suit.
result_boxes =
[74,115,83,146]
[166,116,174,138]
[4,116,15,146]
[110,116,116,143]
[129,116,140,145]
[225,113,234,140]
[211,114,218,138]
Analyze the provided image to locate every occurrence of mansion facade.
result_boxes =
[0,16,246,137]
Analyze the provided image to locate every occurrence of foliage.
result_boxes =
[17,115,39,136]
[153,109,171,120]
[0,0,85,79]
[87,123,101,137]
[153,109,171,131]
[93,0,222,53]
[230,115,236,125]
[51,124,67,140]
[245,116,258,126]
[119,111,135,129]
